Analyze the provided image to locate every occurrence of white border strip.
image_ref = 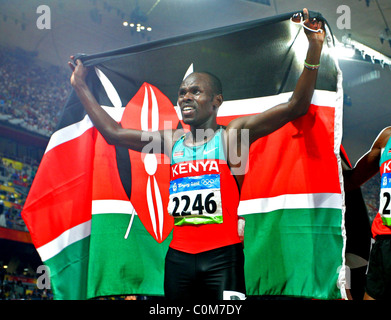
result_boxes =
[238,193,343,216]
[37,220,91,262]
[333,46,347,300]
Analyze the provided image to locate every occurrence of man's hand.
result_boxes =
[68,56,88,88]
[302,8,325,44]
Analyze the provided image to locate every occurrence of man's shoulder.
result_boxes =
[377,127,391,148]
[169,128,186,145]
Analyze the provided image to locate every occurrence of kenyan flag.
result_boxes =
[22,10,345,299]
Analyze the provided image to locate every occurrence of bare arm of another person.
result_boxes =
[344,127,391,192]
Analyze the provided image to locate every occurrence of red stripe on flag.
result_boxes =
[22,128,95,248]
[238,104,341,199]
[92,132,130,201]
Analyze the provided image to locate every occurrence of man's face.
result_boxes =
[177,73,217,127]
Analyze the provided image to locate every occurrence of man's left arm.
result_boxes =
[226,8,325,146]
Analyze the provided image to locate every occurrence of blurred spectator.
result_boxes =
[0,272,53,300]
[0,200,5,227]
[0,155,37,231]
[361,173,380,223]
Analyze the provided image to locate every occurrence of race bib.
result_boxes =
[168,174,223,226]
[380,172,391,226]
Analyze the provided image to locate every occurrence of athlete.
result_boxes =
[344,127,391,300]
[68,8,325,300]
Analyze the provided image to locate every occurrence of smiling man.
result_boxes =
[68,8,325,300]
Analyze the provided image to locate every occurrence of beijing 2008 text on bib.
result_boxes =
[168,130,225,226]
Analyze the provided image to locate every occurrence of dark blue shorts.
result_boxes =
[366,235,391,299]
[164,243,246,300]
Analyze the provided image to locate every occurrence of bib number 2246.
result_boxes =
[170,190,220,217]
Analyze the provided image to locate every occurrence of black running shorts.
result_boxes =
[366,235,391,299]
[164,243,246,300]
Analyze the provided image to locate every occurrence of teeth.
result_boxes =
[183,107,193,111]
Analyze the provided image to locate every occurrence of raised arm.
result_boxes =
[226,8,325,145]
[344,127,391,192]
[68,57,174,154]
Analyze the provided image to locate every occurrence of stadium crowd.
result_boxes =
[0,46,65,299]
[0,155,47,300]
[0,46,69,137]
[0,46,382,300]
[0,156,37,231]
[0,272,53,300]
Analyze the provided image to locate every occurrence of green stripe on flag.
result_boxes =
[87,213,172,299]
[243,207,344,299]
[44,236,90,300]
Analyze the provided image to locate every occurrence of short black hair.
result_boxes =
[197,71,223,95]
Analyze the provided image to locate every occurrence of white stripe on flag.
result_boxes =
[36,200,137,262]
[91,199,137,215]
[45,106,125,154]
[238,193,343,216]
[37,220,91,262]
[48,89,336,154]
[311,90,340,108]
[95,67,123,109]
[45,114,93,154]
[218,90,338,118]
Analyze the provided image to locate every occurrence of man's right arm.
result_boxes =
[344,127,391,191]
[68,58,173,154]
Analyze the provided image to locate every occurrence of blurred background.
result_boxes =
[0,0,390,299]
